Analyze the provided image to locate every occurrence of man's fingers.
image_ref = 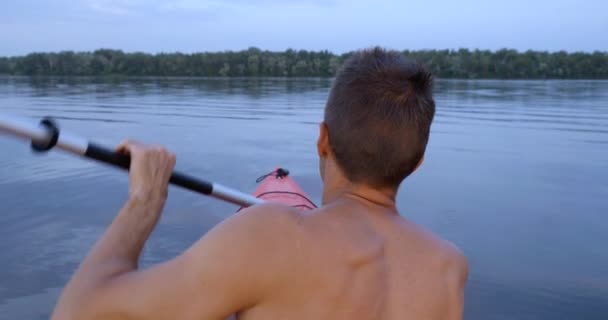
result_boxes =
[168,153,176,167]
[116,141,176,169]
[116,140,144,155]
[116,139,134,154]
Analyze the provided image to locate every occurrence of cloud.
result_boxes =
[86,0,333,16]
[86,0,153,15]
[164,0,333,8]
[87,4,127,15]
[160,0,233,12]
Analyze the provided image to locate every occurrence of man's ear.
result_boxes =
[317,122,330,157]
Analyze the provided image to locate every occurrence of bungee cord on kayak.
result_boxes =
[256,190,318,210]
[255,168,318,209]
[255,167,291,183]
[250,168,319,210]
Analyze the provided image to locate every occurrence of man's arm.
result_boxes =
[51,141,294,320]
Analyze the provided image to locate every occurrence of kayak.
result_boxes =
[252,168,317,210]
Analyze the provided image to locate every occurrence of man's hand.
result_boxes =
[117,140,176,204]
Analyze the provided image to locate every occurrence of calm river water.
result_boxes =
[0,76,607,319]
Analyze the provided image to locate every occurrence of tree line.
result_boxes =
[0,48,606,79]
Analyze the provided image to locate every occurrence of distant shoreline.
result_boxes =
[2,75,607,81]
[1,48,607,79]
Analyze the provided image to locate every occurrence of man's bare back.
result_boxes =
[51,48,468,320]
[237,197,468,320]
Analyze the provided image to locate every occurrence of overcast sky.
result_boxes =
[0,0,606,56]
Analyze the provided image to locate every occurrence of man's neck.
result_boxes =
[322,178,398,211]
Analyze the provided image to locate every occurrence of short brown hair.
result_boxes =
[324,47,435,188]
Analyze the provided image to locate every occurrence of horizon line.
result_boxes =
[2,47,607,58]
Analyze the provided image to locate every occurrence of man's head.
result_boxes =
[318,47,435,190]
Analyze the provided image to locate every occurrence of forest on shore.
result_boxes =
[1,48,607,79]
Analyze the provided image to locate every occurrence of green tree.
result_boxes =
[0,57,10,74]
[1,48,606,79]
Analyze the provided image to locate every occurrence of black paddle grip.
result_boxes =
[85,143,131,169]
[84,143,213,195]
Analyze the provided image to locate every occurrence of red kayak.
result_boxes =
[251,168,317,210]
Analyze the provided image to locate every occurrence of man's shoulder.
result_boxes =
[400,219,468,280]
[438,239,468,284]
[218,203,305,248]
[191,203,305,283]
[432,235,468,287]
[234,202,304,229]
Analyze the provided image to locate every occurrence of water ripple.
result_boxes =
[0,77,607,320]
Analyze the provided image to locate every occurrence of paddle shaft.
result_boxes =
[0,113,264,207]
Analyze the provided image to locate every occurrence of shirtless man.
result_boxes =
[51,47,468,320]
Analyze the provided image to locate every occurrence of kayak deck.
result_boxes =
[252,168,316,210]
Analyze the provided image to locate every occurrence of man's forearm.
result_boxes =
[52,195,165,318]
[81,195,165,268]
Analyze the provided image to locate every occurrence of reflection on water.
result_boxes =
[0,76,607,319]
